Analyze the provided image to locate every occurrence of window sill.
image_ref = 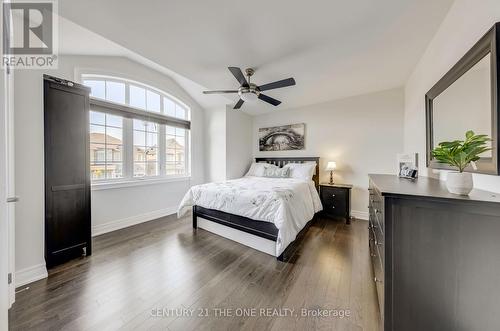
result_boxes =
[91,176,191,191]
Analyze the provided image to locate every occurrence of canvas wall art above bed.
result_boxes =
[259,123,305,151]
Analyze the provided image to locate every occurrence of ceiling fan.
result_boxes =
[203,67,296,109]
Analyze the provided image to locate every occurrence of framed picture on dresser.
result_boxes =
[397,153,418,179]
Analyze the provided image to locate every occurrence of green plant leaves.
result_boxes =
[431,130,491,172]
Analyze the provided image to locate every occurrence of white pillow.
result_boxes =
[246,162,271,177]
[263,166,290,178]
[283,162,316,180]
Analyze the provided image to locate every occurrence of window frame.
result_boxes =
[82,74,191,186]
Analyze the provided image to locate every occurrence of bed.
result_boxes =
[177,157,322,260]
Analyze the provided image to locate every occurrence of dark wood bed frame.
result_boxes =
[192,157,320,261]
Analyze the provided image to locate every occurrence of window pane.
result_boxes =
[175,104,186,119]
[164,97,175,117]
[133,119,147,131]
[146,90,161,112]
[90,124,105,136]
[166,135,176,148]
[106,114,122,128]
[134,147,146,161]
[176,151,184,162]
[166,126,175,135]
[175,127,185,136]
[107,162,123,179]
[106,81,125,104]
[146,162,158,176]
[106,145,122,162]
[106,127,123,143]
[91,164,106,180]
[176,163,185,174]
[145,147,157,161]
[175,136,185,148]
[146,133,158,147]
[90,143,106,162]
[84,80,105,99]
[146,122,158,133]
[90,111,105,125]
[133,131,146,146]
[166,149,176,162]
[94,149,106,162]
[134,163,145,177]
[130,85,146,109]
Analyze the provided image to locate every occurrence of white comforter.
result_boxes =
[177,176,323,256]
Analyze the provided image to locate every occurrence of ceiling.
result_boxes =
[58,0,454,115]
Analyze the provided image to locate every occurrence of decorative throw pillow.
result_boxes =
[246,162,271,177]
[283,162,316,180]
[263,166,290,178]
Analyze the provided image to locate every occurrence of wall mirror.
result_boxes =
[426,22,499,175]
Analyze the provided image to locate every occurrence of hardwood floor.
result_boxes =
[9,215,380,331]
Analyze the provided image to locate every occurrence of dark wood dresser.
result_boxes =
[368,174,500,331]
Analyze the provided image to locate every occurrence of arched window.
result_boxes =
[82,75,190,182]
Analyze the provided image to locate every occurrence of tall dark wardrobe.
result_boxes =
[44,75,92,267]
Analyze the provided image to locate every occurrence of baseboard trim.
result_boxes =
[352,210,369,220]
[92,207,177,236]
[16,263,48,287]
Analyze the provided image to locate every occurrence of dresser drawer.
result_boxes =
[369,190,384,234]
[373,249,384,318]
[374,223,384,266]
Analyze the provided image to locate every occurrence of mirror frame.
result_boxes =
[425,22,500,175]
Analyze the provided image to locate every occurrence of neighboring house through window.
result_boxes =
[82,75,190,183]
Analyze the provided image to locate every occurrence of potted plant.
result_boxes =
[432,130,491,195]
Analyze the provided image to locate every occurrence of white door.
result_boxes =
[5,58,16,308]
[0,67,10,331]
[1,6,16,328]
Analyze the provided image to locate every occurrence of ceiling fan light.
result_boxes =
[240,92,258,102]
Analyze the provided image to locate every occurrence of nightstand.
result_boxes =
[319,183,353,224]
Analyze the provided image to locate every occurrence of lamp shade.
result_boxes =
[325,161,337,171]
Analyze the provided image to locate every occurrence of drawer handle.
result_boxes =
[374,277,383,283]
[332,194,336,198]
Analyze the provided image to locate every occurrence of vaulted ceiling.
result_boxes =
[59,0,453,114]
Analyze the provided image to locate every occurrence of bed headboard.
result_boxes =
[255,157,320,190]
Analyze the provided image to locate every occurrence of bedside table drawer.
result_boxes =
[320,186,348,218]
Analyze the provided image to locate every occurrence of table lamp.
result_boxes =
[325,161,337,185]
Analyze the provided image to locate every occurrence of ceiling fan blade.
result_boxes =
[258,94,281,106]
[228,67,249,87]
[258,77,296,92]
[233,99,244,109]
[203,90,238,94]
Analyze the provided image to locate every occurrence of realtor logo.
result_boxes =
[2,0,58,69]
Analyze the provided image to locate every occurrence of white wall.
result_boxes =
[204,107,227,182]
[404,0,500,193]
[252,88,405,218]
[226,107,253,179]
[13,55,206,285]
[204,106,253,182]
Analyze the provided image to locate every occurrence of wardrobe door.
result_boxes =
[44,76,91,267]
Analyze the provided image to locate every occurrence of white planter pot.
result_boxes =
[446,172,473,195]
